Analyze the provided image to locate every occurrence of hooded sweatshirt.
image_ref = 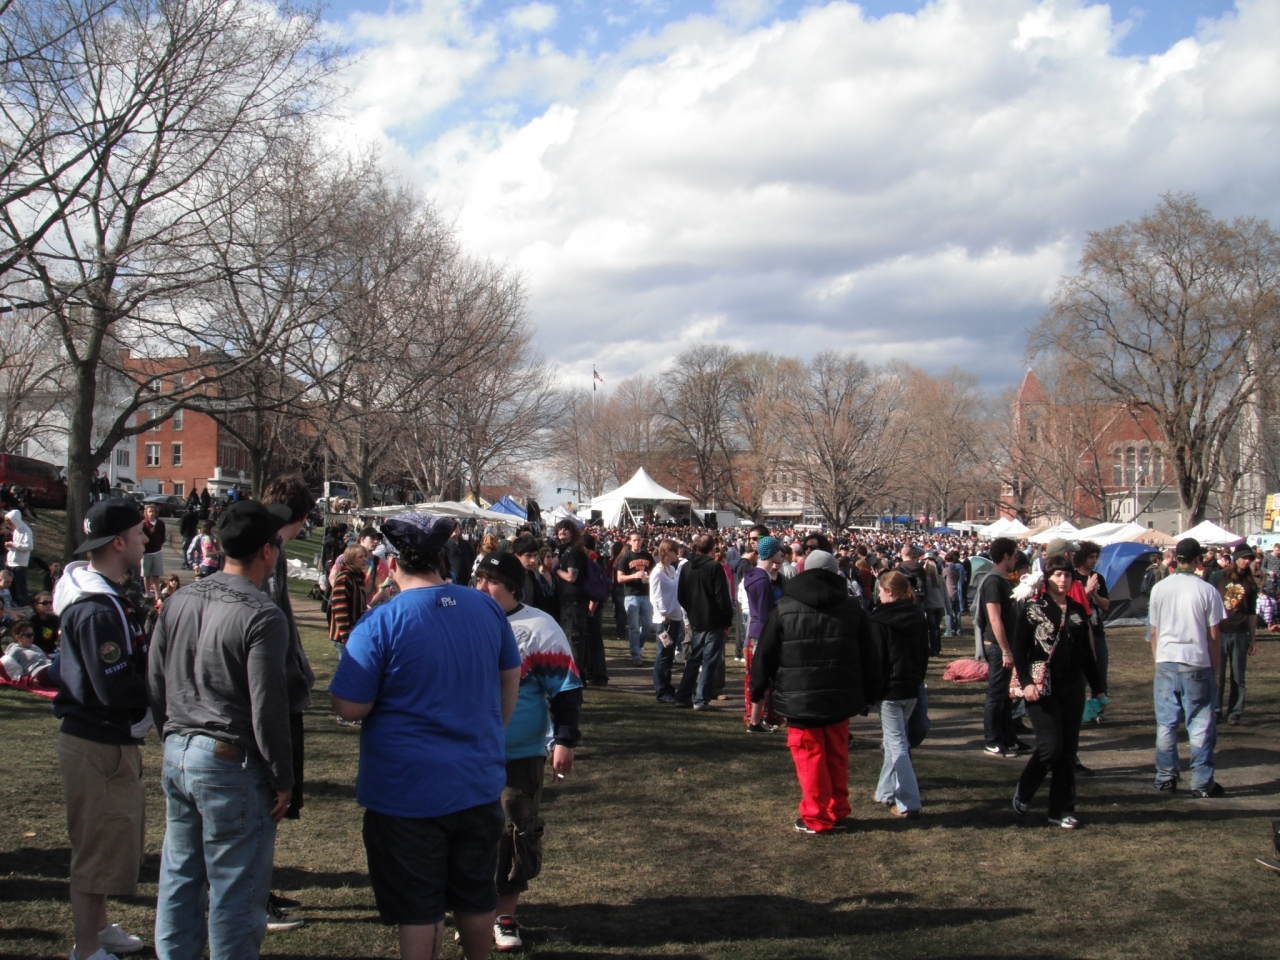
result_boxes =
[49,561,152,744]
[743,565,782,639]
[677,552,734,631]
[5,509,32,567]
[869,599,930,701]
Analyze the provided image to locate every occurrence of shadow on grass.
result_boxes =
[519,894,1031,947]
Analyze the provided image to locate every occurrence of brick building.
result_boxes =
[121,349,252,498]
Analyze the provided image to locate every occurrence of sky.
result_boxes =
[317,0,1280,395]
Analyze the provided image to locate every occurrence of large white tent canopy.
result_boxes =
[982,517,1030,537]
[1180,520,1244,546]
[1027,521,1080,544]
[590,468,691,527]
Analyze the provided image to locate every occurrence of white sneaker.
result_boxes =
[493,915,523,951]
[98,922,143,953]
[72,949,122,960]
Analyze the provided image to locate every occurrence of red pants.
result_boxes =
[787,720,850,832]
[743,641,782,726]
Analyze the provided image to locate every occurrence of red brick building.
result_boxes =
[120,349,251,498]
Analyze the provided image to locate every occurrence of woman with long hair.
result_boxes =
[536,546,560,622]
[329,545,369,654]
[649,539,684,702]
[870,571,930,819]
[1214,544,1258,724]
[1011,554,1104,829]
[470,533,501,584]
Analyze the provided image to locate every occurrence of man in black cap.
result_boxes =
[1147,537,1226,797]
[147,500,294,960]
[49,498,152,960]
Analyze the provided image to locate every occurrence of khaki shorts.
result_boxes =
[495,755,546,896]
[141,552,164,577]
[58,733,145,895]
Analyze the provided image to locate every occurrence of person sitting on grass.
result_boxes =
[474,551,582,953]
[1,619,53,686]
[27,590,60,654]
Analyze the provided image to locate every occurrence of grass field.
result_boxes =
[2,569,1278,958]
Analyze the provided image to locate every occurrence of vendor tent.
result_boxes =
[489,496,527,520]
[1097,542,1162,626]
[1028,521,1080,544]
[589,468,692,527]
[1180,520,1244,546]
[983,517,1030,537]
[547,504,584,528]
[1072,521,1151,545]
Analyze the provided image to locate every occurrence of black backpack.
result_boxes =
[900,563,928,604]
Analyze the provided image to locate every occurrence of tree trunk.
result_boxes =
[62,362,100,560]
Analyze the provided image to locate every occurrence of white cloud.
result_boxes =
[333,0,1280,387]
[506,3,559,33]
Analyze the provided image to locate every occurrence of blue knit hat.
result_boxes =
[756,536,781,560]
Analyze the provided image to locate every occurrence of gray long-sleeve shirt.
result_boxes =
[147,571,294,791]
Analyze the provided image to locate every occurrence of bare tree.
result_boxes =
[784,350,905,530]
[656,344,740,506]
[602,375,659,485]
[895,366,986,526]
[548,389,612,502]
[0,0,336,556]
[722,351,801,520]
[1032,194,1280,527]
[0,301,67,453]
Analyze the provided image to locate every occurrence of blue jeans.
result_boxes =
[675,629,724,708]
[983,642,1016,749]
[1154,662,1217,791]
[945,593,962,635]
[1217,632,1250,719]
[155,735,278,960]
[875,699,921,813]
[653,618,684,700]
[624,594,654,659]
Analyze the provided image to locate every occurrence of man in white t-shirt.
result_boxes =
[1147,537,1225,798]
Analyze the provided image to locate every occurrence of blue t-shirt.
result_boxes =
[329,583,521,818]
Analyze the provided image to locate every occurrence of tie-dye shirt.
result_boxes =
[504,603,583,761]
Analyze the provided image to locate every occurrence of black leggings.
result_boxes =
[1016,680,1085,819]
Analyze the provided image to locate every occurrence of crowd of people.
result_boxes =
[27,487,1266,960]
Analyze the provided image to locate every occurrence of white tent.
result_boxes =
[589,468,692,527]
[1180,520,1244,546]
[1069,521,1155,545]
[546,504,583,527]
[984,517,1031,537]
[1028,521,1080,544]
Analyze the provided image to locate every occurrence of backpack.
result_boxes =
[582,555,610,603]
[900,563,928,604]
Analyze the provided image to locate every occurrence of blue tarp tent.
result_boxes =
[490,496,527,520]
[1097,542,1162,626]
[928,526,958,534]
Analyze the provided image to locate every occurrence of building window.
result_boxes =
[115,448,130,467]
[1139,446,1150,484]
[1152,451,1162,486]
[172,408,183,431]
[171,443,182,467]
[1124,446,1136,486]
[145,443,160,467]
[977,504,986,518]
[1112,449,1122,487]
[173,481,184,497]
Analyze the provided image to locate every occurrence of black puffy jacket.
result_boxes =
[749,569,882,727]
[869,599,929,701]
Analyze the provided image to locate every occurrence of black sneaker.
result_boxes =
[794,818,820,834]
[673,700,692,709]
[266,902,305,931]
[1048,815,1080,830]
[983,744,1004,757]
[1073,757,1093,776]
[746,723,769,733]
[1154,779,1178,793]
[269,892,302,911]
[1014,740,1032,752]
[1012,790,1029,815]
[1192,783,1225,799]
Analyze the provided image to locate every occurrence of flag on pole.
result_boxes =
[593,366,604,391]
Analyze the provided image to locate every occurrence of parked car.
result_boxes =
[0,454,67,508]
[140,494,189,517]
[109,487,144,502]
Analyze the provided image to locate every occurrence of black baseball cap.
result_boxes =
[475,551,526,592]
[75,498,144,554]
[216,501,291,559]
[1175,537,1202,561]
